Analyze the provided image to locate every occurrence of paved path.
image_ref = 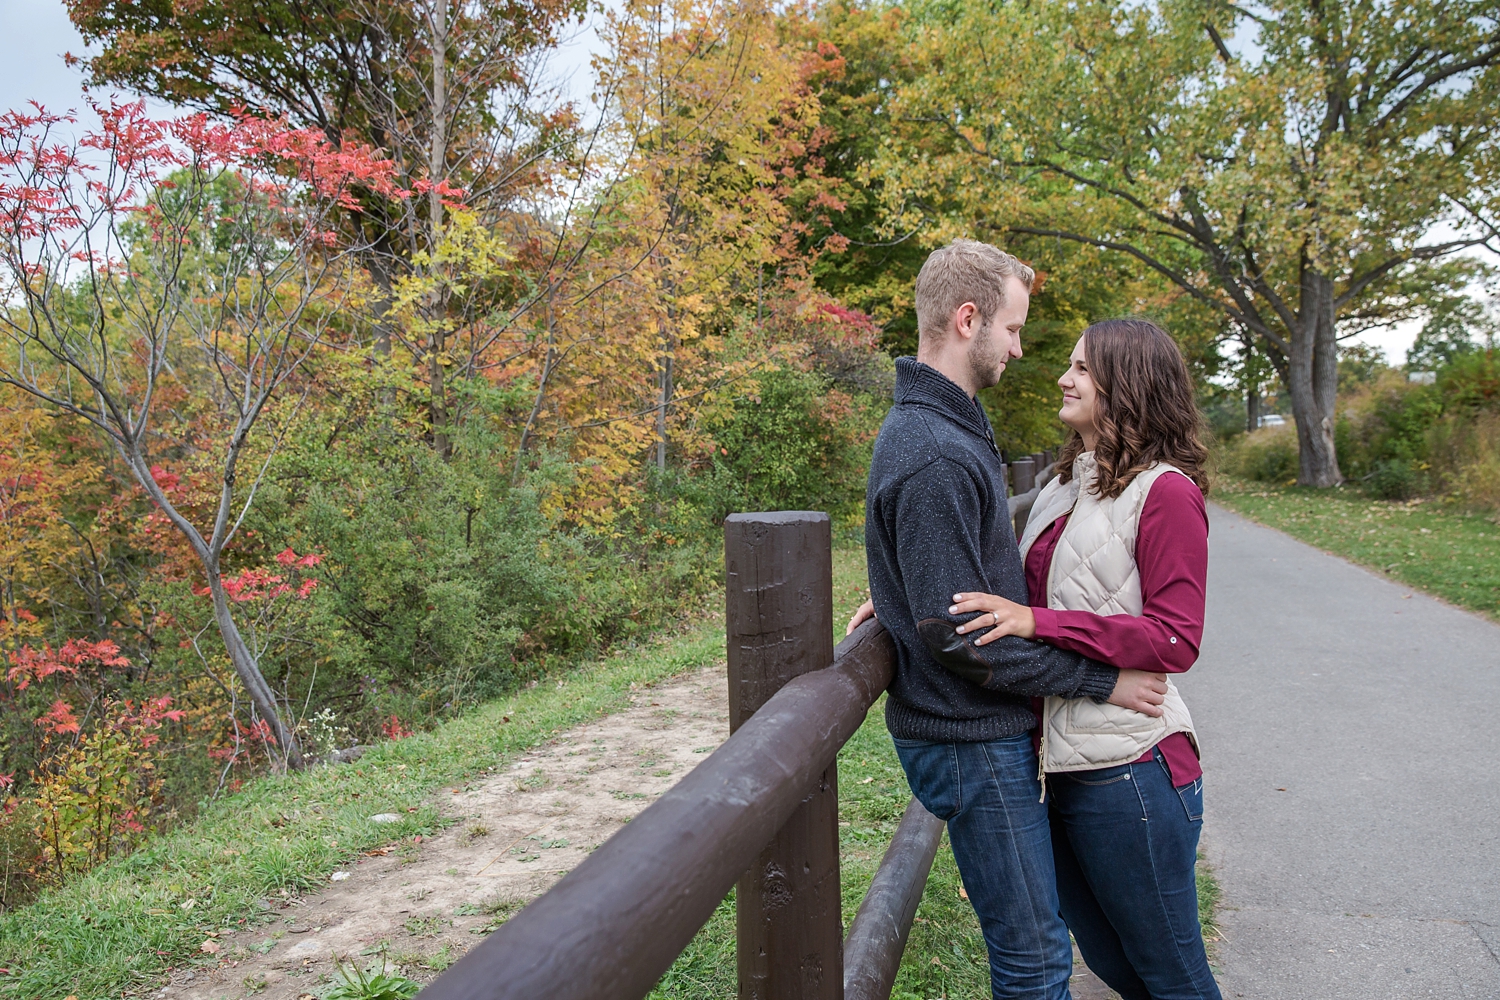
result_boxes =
[1187,505,1500,999]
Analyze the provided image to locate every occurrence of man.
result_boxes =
[863,239,1168,1000]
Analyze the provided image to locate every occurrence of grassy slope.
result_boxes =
[0,603,726,999]
[1212,478,1500,621]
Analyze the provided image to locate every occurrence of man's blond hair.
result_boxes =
[915,239,1035,344]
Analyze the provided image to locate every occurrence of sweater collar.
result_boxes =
[894,357,994,443]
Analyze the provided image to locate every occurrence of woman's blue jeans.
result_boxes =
[1047,747,1223,1000]
[894,734,1075,1000]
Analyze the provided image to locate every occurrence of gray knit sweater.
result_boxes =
[866,358,1118,742]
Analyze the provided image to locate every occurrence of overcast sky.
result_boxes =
[0,0,1447,365]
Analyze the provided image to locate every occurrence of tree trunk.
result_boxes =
[515,296,556,478]
[1287,267,1343,486]
[656,352,672,472]
[428,0,452,459]
[1247,387,1260,434]
[207,571,304,768]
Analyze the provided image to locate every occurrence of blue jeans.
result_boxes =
[894,735,1074,1000]
[1047,747,1222,1000]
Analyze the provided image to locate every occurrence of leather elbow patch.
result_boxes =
[916,618,994,688]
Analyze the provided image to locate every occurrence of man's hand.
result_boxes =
[846,599,876,635]
[1107,669,1168,717]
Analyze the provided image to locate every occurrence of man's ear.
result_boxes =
[953,302,980,342]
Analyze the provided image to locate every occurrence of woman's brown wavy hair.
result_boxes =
[1056,318,1210,499]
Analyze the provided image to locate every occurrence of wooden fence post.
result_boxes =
[1010,456,1036,495]
[725,512,841,1000]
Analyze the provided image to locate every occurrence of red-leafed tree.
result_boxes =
[0,101,410,767]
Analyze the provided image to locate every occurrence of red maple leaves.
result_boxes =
[6,639,131,691]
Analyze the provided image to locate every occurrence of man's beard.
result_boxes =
[968,320,1003,389]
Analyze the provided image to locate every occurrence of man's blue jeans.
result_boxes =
[1048,747,1222,1000]
[894,734,1074,1000]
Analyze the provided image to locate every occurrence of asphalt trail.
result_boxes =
[1187,504,1500,999]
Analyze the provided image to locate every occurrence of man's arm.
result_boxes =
[890,458,1118,700]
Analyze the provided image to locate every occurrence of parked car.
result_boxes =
[1258,414,1286,428]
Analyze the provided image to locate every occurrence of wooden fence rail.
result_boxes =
[418,512,941,1000]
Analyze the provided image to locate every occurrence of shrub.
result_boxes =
[1335,370,1441,481]
[681,365,885,526]
[1366,459,1422,501]
[1436,348,1500,414]
[1428,410,1500,510]
[1222,424,1298,482]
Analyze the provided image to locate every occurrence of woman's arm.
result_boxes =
[1030,473,1208,673]
[951,474,1208,672]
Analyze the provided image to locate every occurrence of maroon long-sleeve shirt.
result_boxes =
[1024,472,1207,785]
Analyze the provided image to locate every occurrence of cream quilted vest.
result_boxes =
[1017,452,1198,776]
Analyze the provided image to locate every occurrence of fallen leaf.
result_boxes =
[959,885,969,900]
[859,777,873,784]
[199,940,221,954]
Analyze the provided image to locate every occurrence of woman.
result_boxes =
[851,318,1220,1000]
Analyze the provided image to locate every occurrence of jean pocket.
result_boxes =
[893,740,959,821]
[1068,764,1134,787]
[1174,777,1204,822]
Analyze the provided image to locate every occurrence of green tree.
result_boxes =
[875,0,1500,485]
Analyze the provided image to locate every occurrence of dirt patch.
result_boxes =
[163,665,728,1000]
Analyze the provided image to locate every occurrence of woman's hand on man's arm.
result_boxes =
[949,592,1036,641]
[948,592,1166,716]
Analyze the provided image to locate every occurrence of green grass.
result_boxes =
[1196,852,1222,964]
[0,601,727,999]
[1213,477,1500,620]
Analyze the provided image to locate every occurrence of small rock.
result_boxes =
[328,745,372,764]
[287,925,312,934]
[182,972,195,981]
[368,813,402,824]
[330,871,351,881]
[282,938,324,961]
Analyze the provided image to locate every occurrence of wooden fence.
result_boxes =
[418,467,1057,1000]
